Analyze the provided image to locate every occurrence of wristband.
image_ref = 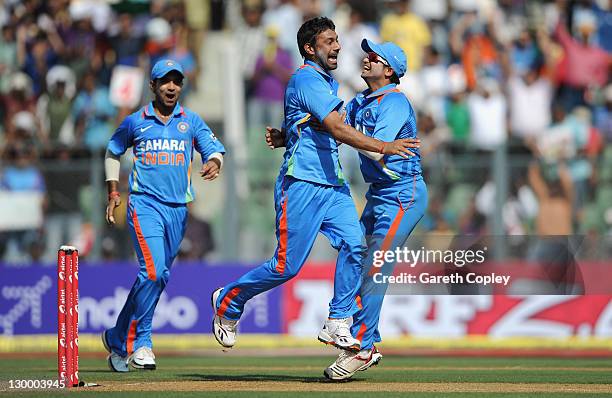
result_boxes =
[378,141,386,154]
[108,191,121,201]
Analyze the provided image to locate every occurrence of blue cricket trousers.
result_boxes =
[216,176,365,320]
[351,175,428,350]
[106,193,187,357]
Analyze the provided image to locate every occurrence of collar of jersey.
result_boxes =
[143,101,185,121]
[364,83,398,99]
[302,60,333,79]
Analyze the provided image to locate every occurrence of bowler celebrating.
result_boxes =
[103,59,225,372]
[212,17,419,353]
[266,40,427,380]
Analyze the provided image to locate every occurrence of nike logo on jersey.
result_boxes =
[140,125,153,132]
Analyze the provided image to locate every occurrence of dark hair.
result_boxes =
[297,17,335,58]
[390,73,400,84]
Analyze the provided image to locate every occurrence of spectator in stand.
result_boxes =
[594,84,612,142]
[5,111,39,150]
[508,59,554,143]
[166,23,197,95]
[247,24,293,132]
[72,71,116,151]
[445,64,470,150]
[0,72,36,131]
[380,0,431,72]
[450,11,502,90]
[262,0,303,66]
[235,0,266,88]
[418,46,448,126]
[417,110,450,187]
[554,8,609,111]
[42,145,88,262]
[507,27,557,148]
[467,78,507,151]
[593,0,612,53]
[17,17,64,96]
[62,14,97,81]
[411,0,449,60]
[535,103,592,215]
[183,0,210,80]
[334,5,379,103]
[510,28,541,77]
[0,23,17,95]
[110,13,145,67]
[144,17,173,67]
[527,160,582,294]
[0,143,46,264]
[36,65,76,151]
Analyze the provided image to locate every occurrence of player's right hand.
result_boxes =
[265,126,286,149]
[106,196,121,225]
[383,138,421,158]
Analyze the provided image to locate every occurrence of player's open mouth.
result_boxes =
[328,54,338,63]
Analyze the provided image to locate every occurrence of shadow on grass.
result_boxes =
[180,373,359,384]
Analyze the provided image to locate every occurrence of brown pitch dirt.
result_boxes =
[95,381,612,393]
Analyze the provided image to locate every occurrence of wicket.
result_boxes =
[57,245,79,388]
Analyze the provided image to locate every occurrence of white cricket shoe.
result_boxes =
[211,287,238,348]
[317,318,361,351]
[101,330,128,373]
[324,346,383,380]
[128,347,156,370]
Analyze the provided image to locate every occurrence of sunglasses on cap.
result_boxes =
[367,52,389,66]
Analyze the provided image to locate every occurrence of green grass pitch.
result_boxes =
[0,355,611,397]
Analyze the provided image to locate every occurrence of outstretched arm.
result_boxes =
[323,111,418,158]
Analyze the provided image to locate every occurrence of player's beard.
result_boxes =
[315,48,338,71]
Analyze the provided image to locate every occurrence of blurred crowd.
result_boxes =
[232,0,612,260]
[0,0,610,264]
[0,0,205,263]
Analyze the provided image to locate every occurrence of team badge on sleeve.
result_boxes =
[177,122,189,133]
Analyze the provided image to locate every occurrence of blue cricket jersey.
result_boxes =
[279,60,345,186]
[345,84,421,184]
[107,102,225,204]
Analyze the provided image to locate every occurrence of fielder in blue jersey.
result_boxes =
[212,17,419,353]
[266,40,427,380]
[102,59,225,372]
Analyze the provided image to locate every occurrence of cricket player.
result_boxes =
[267,40,427,380]
[102,59,225,372]
[212,17,419,352]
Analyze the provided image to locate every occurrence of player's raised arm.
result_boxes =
[322,110,419,158]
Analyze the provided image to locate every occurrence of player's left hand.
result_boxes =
[200,159,221,181]
[265,126,286,149]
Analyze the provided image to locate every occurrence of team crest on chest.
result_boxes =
[177,122,189,133]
